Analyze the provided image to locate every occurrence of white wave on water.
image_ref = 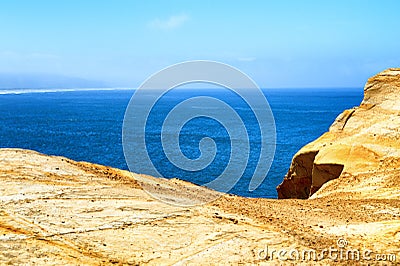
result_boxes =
[0,87,134,95]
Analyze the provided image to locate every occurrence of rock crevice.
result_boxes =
[277,150,318,199]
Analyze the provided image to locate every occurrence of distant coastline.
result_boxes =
[0,87,134,95]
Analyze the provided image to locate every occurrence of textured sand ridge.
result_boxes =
[0,149,399,265]
[1,69,400,265]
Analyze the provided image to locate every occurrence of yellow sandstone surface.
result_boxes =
[0,150,399,265]
[277,68,400,201]
[0,69,399,265]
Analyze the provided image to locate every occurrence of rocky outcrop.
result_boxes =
[277,68,400,199]
[1,69,400,264]
[1,148,399,264]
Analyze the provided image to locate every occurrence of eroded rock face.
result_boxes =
[277,68,400,199]
[276,151,318,199]
[1,149,399,264]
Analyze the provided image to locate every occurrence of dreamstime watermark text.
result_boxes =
[256,238,397,263]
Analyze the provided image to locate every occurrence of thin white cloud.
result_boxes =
[237,57,256,62]
[0,51,59,60]
[29,52,60,60]
[149,14,189,30]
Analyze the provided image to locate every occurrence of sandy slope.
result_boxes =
[0,149,398,265]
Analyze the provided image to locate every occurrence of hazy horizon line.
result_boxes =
[0,86,363,95]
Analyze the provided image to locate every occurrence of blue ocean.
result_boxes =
[0,88,363,198]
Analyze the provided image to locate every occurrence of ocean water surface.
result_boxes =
[0,88,363,198]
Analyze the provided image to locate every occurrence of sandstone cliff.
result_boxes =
[277,68,400,200]
[1,69,400,264]
[1,149,399,265]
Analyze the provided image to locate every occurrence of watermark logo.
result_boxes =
[336,238,348,249]
[122,61,276,206]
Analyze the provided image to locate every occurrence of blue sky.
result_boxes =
[1,0,399,88]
